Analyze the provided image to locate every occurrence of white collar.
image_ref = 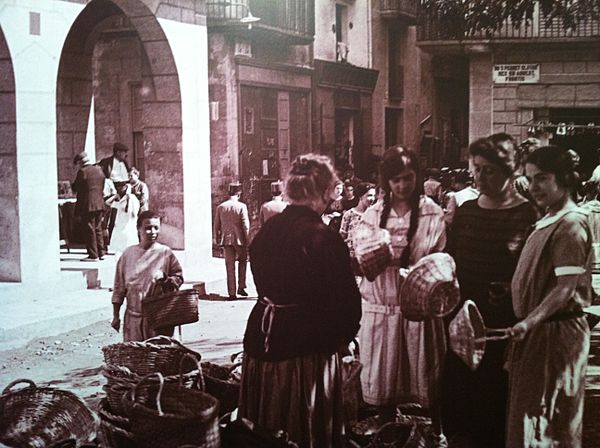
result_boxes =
[535,207,586,230]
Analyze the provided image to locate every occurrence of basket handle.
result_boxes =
[179,352,205,390]
[474,328,511,343]
[144,335,199,357]
[133,372,165,416]
[2,378,36,395]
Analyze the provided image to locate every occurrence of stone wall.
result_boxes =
[470,47,600,142]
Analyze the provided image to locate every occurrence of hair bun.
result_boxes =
[291,158,313,175]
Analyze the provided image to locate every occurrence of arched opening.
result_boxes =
[56,0,184,249]
[0,25,19,281]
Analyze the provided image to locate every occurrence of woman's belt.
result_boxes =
[546,309,584,322]
[259,296,299,353]
[362,300,402,315]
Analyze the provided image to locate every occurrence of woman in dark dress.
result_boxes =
[238,153,362,448]
[441,137,537,447]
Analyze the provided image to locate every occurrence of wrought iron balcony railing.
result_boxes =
[417,1,600,44]
[207,0,315,44]
[379,0,417,22]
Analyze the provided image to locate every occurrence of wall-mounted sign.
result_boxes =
[493,64,539,84]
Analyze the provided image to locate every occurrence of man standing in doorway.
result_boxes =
[258,181,287,227]
[214,182,250,300]
[71,152,106,261]
[99,142,131,252]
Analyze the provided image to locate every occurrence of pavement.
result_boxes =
[0,247,254,351]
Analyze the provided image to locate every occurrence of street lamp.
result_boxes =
[208,2,261,30]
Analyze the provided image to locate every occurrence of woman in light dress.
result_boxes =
[508,145,592,447]
[356,146,447,444]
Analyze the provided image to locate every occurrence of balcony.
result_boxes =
[379,0,417,23]
[417,1,600,51]
[207,0,315,45]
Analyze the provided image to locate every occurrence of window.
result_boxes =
[335,4,349,62]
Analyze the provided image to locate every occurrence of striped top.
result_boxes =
[449,199,537,328]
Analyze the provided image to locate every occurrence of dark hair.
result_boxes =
[583,180,600,200]
[378,146,422,268]
[354,182,375,199]
[137,210,161,229]
[469,137,516,177]
[454,169,472,185]
[113,142,129,154]
[285,153,337,203]
[526,145,579,191]
[488,132,515,147]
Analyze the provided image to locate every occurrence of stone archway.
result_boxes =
[56,0,185,248]
[0,25,19,281]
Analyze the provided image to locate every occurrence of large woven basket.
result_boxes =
[142,289,199,330]
[400,252,461,321]
[122,372,220,448]
[201,361,241,416]
[98,399,135,448]
[102,347,202,416]
[0,379,99,448]
[102,336,201,378]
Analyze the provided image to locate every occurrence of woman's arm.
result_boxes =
[510,275,580,340]
[511,214,590,340]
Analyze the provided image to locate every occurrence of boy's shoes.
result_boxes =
[237,288,248,297]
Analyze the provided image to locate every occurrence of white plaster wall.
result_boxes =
[314,0,370,68]
[0,0,83,283]
[158,18,213,278]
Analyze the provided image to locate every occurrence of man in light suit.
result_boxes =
[258,181,287,227]
[214,182,250,300]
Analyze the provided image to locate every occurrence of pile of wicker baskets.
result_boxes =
[99,336,209,447]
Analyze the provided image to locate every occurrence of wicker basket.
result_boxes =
[142,289,200,330]
[399,253,461,321]
[201,362,241,416]
[98,400,135,448]
[122,372,220,448]
[354,226,393,281]
[449,300,510,371]
[102,336,201,377]
[0,379,99,448]
[101,350,202,417]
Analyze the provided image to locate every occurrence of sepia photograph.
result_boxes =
[1,0,600,446]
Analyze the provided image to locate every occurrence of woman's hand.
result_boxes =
[509,320,529,341]
[111,316,121,332]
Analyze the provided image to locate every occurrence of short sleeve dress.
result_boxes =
[507,208,592,447]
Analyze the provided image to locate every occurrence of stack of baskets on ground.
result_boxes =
[100,335,219,447]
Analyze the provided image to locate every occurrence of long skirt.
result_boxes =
[238,352,345,448]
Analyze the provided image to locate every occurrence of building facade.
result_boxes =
[418,3,600,175]
[0,0,211,283]
[312,0,379,181]
[207,0,314,235]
